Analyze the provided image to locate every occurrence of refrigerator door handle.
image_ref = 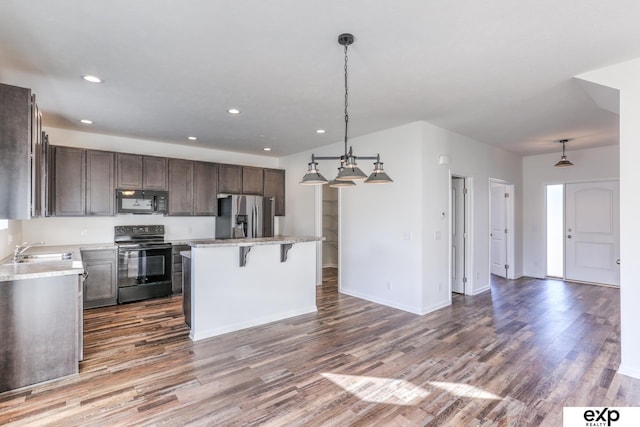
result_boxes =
[254,205,258,237]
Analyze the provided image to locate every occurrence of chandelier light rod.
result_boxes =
[300,33,393,186]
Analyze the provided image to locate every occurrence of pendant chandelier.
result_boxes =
[300,33,393,187]
[554,139,574,167]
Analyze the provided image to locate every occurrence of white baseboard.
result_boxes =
[340,287,451,316]
[190,305,318,341]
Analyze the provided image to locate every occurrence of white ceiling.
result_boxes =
[0,0,637,157]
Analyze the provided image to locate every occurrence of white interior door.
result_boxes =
[565,181,620,286]
[490,183,507,277]
[451,178,465,293]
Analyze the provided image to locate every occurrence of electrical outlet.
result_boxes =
[438,282,442,292]
[386,281,392,290]
[187,227,193,234]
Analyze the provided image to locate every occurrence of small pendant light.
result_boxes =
[554,139,574,167]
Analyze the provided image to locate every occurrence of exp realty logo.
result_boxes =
[583,408,619,426]
[564,407,639,427]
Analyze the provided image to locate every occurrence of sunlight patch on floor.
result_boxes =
[321,373,430,406]
[321,373,504,406]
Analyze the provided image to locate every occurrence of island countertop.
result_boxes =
[188,236,323,248]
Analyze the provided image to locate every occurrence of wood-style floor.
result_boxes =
[1,270,639,426]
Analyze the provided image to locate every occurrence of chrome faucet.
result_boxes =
[12,242,45,262]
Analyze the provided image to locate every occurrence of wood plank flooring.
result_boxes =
[1,271,639,426]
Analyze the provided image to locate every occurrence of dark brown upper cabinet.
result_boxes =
[193,162,218,216]
[142,156,168,190]
[218,164,242,194]
[116,153,167,190]
[0,83,37,219]
[53,146,86,216]
[53,147,115,217]
[86,150,115,216]
[263,168,285,216]
[168,158,194,216]
[242,166,264,195]
[115,153,142,189]
[168,160,219,216]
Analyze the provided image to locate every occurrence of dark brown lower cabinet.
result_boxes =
[172,244,190,293]
[182,254,191,328]
[0,274,81,392]
[81,249,117,308]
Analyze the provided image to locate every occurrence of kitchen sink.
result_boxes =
[18,252,73,263]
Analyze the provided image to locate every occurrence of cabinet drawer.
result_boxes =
[81,249,116,261]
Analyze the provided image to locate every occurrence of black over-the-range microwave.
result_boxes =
[116,189,168,214]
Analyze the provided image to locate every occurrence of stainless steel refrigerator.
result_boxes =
[215,194,275,239]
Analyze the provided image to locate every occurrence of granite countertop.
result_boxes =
[0,243,119,282]
[0,245,85,282]
[189,236,323,248]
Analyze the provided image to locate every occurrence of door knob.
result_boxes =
[567,235,572,239]
[617,259,621,265]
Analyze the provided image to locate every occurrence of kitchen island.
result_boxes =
[184,236,322,341]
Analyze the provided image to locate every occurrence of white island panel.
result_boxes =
[190,241,317,341]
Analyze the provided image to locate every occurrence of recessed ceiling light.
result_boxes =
[187,136,198,141]
[83,75,102,83]
[263,147,272,151]
[316,129,326,134]
[80,119,93,124]
[227,108,241,115]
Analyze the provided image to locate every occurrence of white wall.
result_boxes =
[577,58,640,379]
[22,216,216,245]
[522,145,620,278]
[421,122,523,299]
[23,128,280,245]
[0,220,21,259]
[281,121,522,315]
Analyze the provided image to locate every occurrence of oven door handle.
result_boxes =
[118,245,172,251]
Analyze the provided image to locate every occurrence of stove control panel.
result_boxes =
[114,225,165,237]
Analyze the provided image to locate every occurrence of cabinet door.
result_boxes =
[142,156,168,190]
[263,168,285,216]
[116,153,142,189]
[193,162,218,216]
[0,83,31,219]
[82,249,117,308]
[218,164,242,194]
[86,150,114,216]
[242,167,264,195]
[172,244,190,293]
[168,159,194,215]
[54,146,86,216]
